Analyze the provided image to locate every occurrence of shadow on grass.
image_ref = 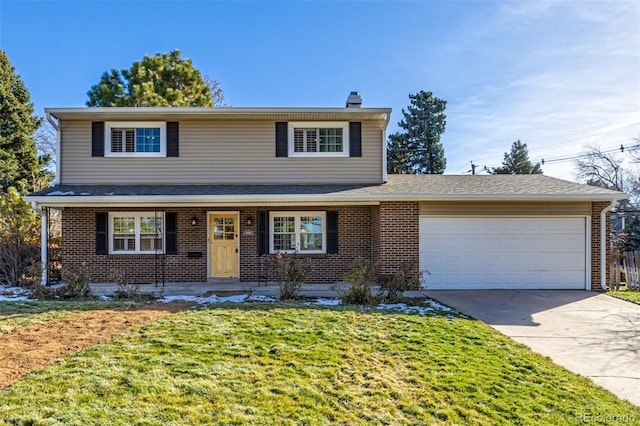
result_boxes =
[195,298,465,321]
[0,299,194,317]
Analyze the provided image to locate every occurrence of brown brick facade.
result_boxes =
[372,201,420,278]
[61,201,605,288]
[61,205,373,284]
[591,201,612,291]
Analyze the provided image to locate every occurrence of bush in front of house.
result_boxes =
[272,252,313,300]
[341,258,429,305]
[379,259,428,302]
[341,257,378,305]
[109,269,155,301]
[30,264,94,300]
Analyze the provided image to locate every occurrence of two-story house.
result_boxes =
[26,93,626,290]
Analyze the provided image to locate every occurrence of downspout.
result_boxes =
[600,199,617,291]
[30,202,48,285]
[46,112,60,186]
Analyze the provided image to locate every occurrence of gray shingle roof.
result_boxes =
[26,174,627,205]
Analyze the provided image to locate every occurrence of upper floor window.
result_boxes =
[105,122,166,157]
[288,122,349,157]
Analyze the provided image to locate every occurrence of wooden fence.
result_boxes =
[610,250,640,291]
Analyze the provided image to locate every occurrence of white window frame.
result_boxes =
[108,212,165,254]
[287,122,349,157]
[105,122,167,157]
[269,211,326,254]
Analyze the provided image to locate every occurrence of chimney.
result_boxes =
[345,91,362,108]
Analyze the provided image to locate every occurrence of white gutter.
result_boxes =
[23,192,631,207]
[46,112,60,186]
[30,202,48,285]
[382,112,391,183]
[600,199,617,291]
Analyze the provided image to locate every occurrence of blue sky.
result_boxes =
[1,0,639,181]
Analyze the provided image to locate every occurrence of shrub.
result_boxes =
[30,283,57,300]
[57,264,94,300]
[29,264,94,300]
[272,252,313,300]
[380,260,428,301]
[109,270,154,301]
[341,258,377,305]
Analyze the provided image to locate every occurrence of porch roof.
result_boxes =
[25,174,627,207]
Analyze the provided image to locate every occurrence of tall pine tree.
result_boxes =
[387,90,447,174]
[0,50,47,194]
[86,49,218,107]
[491,140,542,175]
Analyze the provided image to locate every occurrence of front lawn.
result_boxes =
[1,303,638,425]
[608,289,640,305]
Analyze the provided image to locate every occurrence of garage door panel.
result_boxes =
[420,217,586,290]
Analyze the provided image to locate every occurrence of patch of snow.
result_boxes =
[246,295,277,302]
[159,293,278,305]
[47,191,75,196]
[312,298,340,306]
[160,295,204,303]
[79,192,91,196]
[0,286,31,301]
[377,300,457,317]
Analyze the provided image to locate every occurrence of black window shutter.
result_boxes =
[257,210,269,255]
[275,122,288,157]
[165,212,178,255]
[95,212,108,255]
[167,122,179,157]
[327,211,339,254]
[92,122,105,157]
[349,122,362,157]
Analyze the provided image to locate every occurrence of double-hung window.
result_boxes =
[270,212,326,254]
[109,212,164,254]
[288,122,349,157]
[105,122,166,157]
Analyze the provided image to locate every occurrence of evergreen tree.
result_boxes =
[491,140,542,175]
[86,49,219,107]
[387,90,447,174]
[0,50,48,194]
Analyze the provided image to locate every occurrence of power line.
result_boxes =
[470,142,640,171]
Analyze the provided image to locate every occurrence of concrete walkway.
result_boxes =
[89,281,351,299]
[425,290,640,406]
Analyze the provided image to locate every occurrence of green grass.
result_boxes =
[608,289,640,305]
[0,300,136,334]
[1,303,638,425]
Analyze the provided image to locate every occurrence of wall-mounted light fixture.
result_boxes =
[247,218,253,226]
[191,216,198,226]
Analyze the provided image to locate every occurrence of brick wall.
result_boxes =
[62,205,373,284]
[372,201,419,278]
[62,207,208,283]
[240,205,372,283]
[591,201,612,291]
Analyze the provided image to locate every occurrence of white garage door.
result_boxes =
[420,217,587,290]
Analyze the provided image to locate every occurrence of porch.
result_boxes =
[90,281,348,299]
[89,281,430,300]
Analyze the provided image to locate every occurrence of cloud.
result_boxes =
[441,1,640,181]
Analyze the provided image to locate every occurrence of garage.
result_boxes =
[420,217,587,290]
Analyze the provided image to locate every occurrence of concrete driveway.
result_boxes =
[425,290,640,406]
